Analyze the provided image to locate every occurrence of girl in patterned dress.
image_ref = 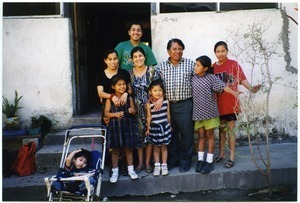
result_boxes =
[104,74,141,183]
[192,55,239,174]
[145,79,172,176]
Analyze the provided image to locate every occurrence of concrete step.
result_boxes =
[36,125,105,171]
[2,143,297,201]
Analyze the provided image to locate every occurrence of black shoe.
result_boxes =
[195,161,205,173]
[168,163,179,171]
[179,165,190,173]
[201,162,214,174]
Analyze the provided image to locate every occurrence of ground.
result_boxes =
[107,184,297,202]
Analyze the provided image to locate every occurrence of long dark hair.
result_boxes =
[214,41,228,52]
[195,55,214,74]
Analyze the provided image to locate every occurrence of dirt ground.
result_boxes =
[107,184,297,202]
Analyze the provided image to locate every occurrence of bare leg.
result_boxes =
[206,128,215,154]
[111,148,120,168]
[198,127,206,152]
[123,148,134,166]
[145,145,153,168]
[161,145,168,164]
[228,121,236,161]
[153,145,160,164]
[137,147,144,169]
[218,120,227,159]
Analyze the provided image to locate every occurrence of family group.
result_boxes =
[95,22,261,184]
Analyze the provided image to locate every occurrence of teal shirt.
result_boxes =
[115,40,157,71]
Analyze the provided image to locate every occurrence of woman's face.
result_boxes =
[194,61,207,76]
[132,51,146,67]
[128,24,143,42]
[215,45,228,63]
[104,52,119,70]
[167,42,183,63]
[74,156,87,169]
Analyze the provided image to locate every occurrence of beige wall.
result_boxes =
[3,18,74,128]
[151,6,298,136]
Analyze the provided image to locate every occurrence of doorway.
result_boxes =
[74,3,152,115]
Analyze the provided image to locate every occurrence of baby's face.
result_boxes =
[74,156,88,169]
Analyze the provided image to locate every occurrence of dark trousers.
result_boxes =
[168,98,194,167]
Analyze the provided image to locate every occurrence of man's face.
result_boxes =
[167,42,183,62]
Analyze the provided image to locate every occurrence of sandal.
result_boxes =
[145,166,153,173]
[135,165,145,173]
[225,159,234,168]
[214,156,224,163]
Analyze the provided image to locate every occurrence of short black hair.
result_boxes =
[167,38,185,50]
[73,148,91,164]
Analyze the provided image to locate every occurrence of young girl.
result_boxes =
[213,41,261,168]
[65,148,91,172]
[145,79,172,176]
[192,55,239,174]
[104,74,140,183]
[64,149,96,193]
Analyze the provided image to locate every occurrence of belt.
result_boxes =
[170,98,190,104]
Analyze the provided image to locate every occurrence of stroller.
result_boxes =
[44,124,107,201]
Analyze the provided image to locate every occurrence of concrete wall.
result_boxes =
[2,18,74,128]
[151,6,297,136]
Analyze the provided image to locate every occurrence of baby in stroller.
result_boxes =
[52,148,97,195]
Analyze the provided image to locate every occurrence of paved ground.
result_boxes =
[2,142,297,201]
[108,184,297,201]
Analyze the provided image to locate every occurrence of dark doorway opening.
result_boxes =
[75,3,152,115]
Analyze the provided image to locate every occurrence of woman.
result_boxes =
[97,49,132,125]
[96,49,132,176]
[213,41,261,168]
[128,46,156,173]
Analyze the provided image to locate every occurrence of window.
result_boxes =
[158,2,278,13]
[3,3,61,17]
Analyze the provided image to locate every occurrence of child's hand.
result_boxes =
[128,107,136,114]
[250,84,261,93]
[145,130,150,136]
[103,117,110,125]
[115,111,124,119]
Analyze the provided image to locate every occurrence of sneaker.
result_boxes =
[153,166,161,176]
[128,171,138,180]
[161,165,169,176]
[110,172,119,183]
[201,162,214,174]
[195,161,205,173]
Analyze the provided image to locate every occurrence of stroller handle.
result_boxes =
[67,124,106,130]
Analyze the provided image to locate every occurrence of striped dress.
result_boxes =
[107,96,141,149]
[146,100,171,146]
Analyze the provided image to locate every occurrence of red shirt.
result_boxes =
[213,58,247,116]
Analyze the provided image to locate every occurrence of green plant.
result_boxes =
[2,90,23,118]
[31,115,52,135]
[30,117,42,129]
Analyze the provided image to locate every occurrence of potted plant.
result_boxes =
[29,115,52,136]
[2,90,23,125]
[2,90,27,136]
[28,116,42,135]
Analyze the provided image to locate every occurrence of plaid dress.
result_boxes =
[107,96,141,149]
